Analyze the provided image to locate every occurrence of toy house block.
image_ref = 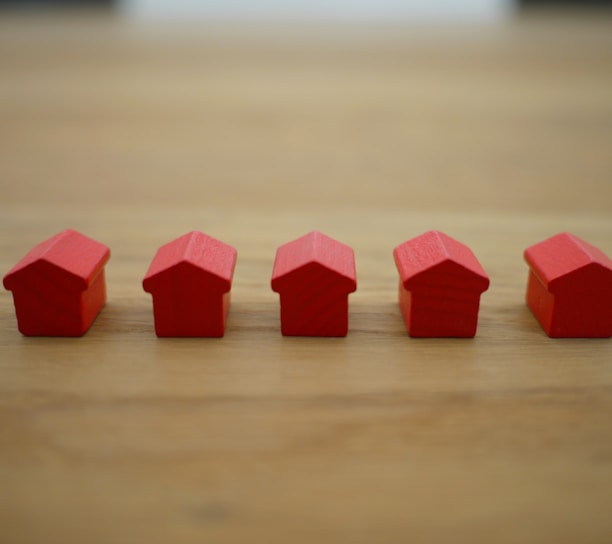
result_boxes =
[271,231,357,336]
[524,232,612,338]
[3,229,110,336]
[142,231,237,337]
[393,231,490,338]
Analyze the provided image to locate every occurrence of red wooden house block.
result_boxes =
[142,231,237,337]
[3,229,110,336]
[271,231,357,336]
[393,230,490,337]
[524,232,612,338]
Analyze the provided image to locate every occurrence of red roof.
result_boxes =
[3,229,110,291]
[271,231,356,292]
[393,230,489,291]
[143,231,237,292]
[524,232,612,292]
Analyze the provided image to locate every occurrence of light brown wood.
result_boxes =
[1,11,612,544]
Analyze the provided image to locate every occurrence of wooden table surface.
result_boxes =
[1,11,611,544]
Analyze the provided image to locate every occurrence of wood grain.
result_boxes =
[1,12,612,544]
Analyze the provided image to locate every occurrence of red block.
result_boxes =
[271,231,357,336]
[524,232,612,338]
[142,231,237,337]
[3,229,110,336]
[393,231,489,337]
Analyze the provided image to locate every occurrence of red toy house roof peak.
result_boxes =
[271,231,356,293]
[3,229,110,292]
[524,232,612,292]
[393,230,489,291]
[143,231,237,293]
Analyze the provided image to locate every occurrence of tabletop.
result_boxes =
[1,11,611,544]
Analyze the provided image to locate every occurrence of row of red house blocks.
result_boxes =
[3,229,611,338]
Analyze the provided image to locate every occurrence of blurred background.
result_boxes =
[0,0,611,242]
[1,0,611,218]
[0,0,612,17]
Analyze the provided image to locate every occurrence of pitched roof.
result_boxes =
[271,231,356,291]
[143,231,237,292]
[393,230,489,291]
[524,232,612,290]
[3,229,110,291]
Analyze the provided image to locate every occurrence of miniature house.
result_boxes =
[271,231,357,336]
[393,230,490,337]
[3,229,111,336]
[142,231,237,337]
[524,232,612,338]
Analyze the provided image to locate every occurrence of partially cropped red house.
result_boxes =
[142,231,237,337]
[393,230,489,337]
[3,229,110,336]
[524,232,612,338]
[271,231,357,336]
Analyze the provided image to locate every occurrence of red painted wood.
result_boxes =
[3,229,110,336]
[524,232,612,338]
[271,231,357,336]
[142,231,237,337]
[393,230,489,338]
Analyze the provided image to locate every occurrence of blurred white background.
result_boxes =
[120,0,515,21]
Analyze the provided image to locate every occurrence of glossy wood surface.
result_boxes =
[1,11,611,544]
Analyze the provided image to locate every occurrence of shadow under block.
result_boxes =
[524,232,612,338]
[2,229,110,336]
[271,231,357,336]
[142,231,237,337]
[393,230,490,338]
